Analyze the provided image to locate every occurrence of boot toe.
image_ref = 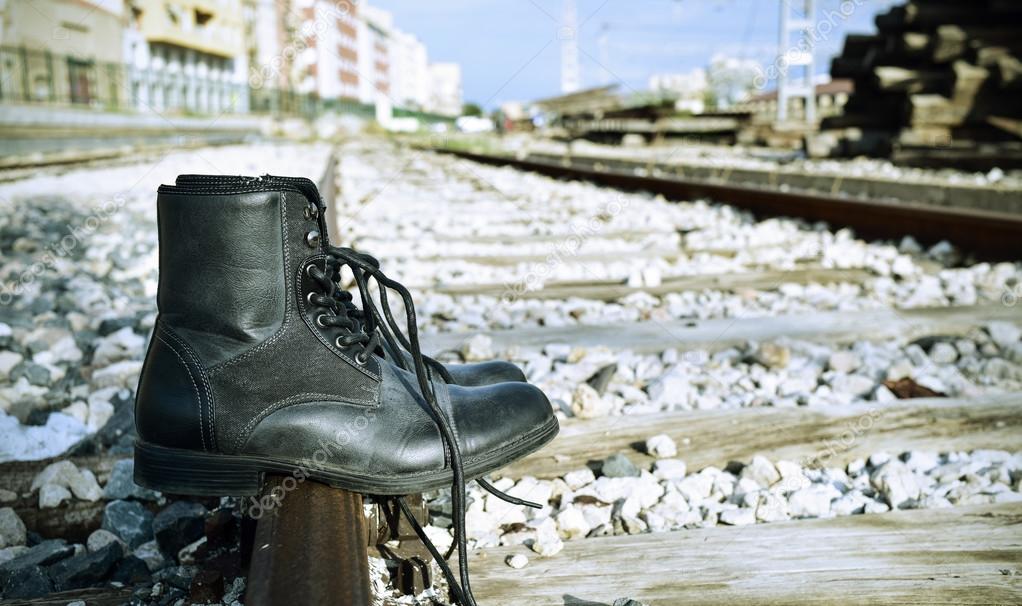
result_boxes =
[449,381,557,467]
[446,360,527,386]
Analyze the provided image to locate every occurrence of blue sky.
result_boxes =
[372,0,898,108]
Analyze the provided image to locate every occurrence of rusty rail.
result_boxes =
[437,148,1022,261]
[246,478,372,606]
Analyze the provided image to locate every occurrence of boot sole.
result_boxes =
[133,415,559,497]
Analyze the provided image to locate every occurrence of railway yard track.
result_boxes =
[0,138,1020,605]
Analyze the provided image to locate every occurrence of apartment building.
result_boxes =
[428,62,462,117]
[389,29,429,110]
[1,0,462,117]
[124,0,248,113]
[290,0,359,100]
[356,4,390,104]
[0,0,125,105]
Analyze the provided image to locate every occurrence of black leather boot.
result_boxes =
[135,176,557,495]
[174,173,527,387]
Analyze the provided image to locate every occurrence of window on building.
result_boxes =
[195,9,213,26]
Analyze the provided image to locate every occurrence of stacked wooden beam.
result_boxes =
[821,0,1022,169]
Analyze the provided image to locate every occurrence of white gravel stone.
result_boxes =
[38,484,71,509]
[563,468,596,490]
[86,398,115,431]
[0,508,26,548]
[740,455,781,488]
[556,506,591,539]
[31,460,81,491]
[68,469,103,501]
[645,434,677,458]
[828,351,861,373]
[529,517,564,557]
[87,528,126,552]
[505,553,529,569]
[0,351,23,380]
[90,360,143,389]
[461,334,494,361]
[652,459,687,481]
[719,507,756,526]
[986,321,1021,349]
[788,485,838,518]
[871,460,922,508]
[133,540,167,571]
[929,342,959,364]
[571,383,612,419]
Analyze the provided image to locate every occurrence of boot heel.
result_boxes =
[134,441,264,496]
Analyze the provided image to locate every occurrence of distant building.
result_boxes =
[291,0,358,101]
[428,62,461,117]
[389,30,429,110]
[737,79,853,121]
[125,0,249,113]
[706,54,761,108]
[357,4,390,103]
[1,0,125,105]
[0,0,460,118]
[648,69,708,114]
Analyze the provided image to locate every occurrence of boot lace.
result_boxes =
[306,259,380,363]
[278,173,533,604]
[324,246,540,606]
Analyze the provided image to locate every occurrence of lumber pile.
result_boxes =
[821,0,1022,169]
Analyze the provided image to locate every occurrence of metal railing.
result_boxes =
[0,45,455,124]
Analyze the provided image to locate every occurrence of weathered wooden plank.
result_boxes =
[433,267,874,301]
[494,393,1022,481]
[471,502,1022,605]
[0,587,136,606]
[402,248,684,266]
[397,229,677,245]
[423,304,1020,356]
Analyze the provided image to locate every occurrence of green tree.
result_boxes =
[462,102,483,117]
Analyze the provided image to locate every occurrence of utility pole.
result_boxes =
[561,0,580,93]
[598,23,610,86]
[777,0,816,123]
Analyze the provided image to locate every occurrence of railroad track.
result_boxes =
[3,139,1020,605]
[431,147,1022,261]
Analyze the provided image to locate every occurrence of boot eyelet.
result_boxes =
[316,314,328,327]
[355,351,369,365]
[304,204,319,220]
[306,230,320,248]
[306,292,317,306]
[305,264,317,278]
[334,336,345,349]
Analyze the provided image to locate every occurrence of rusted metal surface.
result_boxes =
[370,495,435,595]
[246,477,372,606]
[440,149,1022,261]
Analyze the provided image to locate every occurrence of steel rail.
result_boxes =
[246,477,371,606]
[437,148,1022,261]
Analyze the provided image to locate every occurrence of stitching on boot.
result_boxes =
[209,190,292,375]
[153,332,207,452]
[161,325,217,452]
[233,392,377,453]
